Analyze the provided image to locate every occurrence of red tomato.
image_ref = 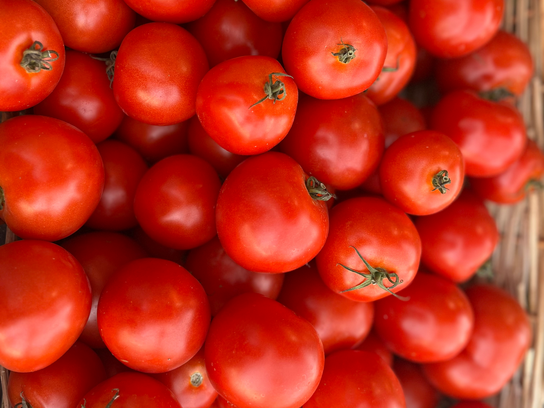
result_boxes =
[114,23,209,126]
[282,0,387,100]
[303,350,405,408]
[422,285,532,399]
[316,196,421,302]
[414,189,499,283]
[393,359,441,408]
[186,0,283,67]
[241,0,310,22]
[8,342,107,408]
[279,93,384,191]
[379,130,465,215]
[196,56,298,155]
[408,0,504,58]
[216,152,330,273]
[0,240,91,372]
[97,258,210,373]
[122,0,215,24]
[60,231,148,349]
[205,293,324,408]
[430,90,527,177]
[277,263,374,355]
[34,50,124,144]
[354,330,394,367]
[0,0,65,111]
[0,115,104,241]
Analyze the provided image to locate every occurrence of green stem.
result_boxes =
[20,41,59,73]
[331,39,356,64]
[431,170,451,194]
[249,72,293,109]
[306,176,335,201]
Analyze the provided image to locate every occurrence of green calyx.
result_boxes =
[306,176,335,201]
[331,40,356,64]
[20,41,59,73]
[249,72,293,109]
[432,170,451,194]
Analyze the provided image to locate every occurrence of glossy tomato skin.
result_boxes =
[279,93,384,191]
[0,0,65,111]
[414,189,499,283]
[0,115,104,241]
[282,0,387,100]
[393,359,441,408]
[0,240,92,372]
[114,23,209,126]
[98,258,210,373]
[430,90,527,178]
[422,285,532,399]
[241,0,310,22]
[196,56,298,155]
[303,350,405,408]
[205,293,324,408]
[316,196,421,302]
[354,330,393,367]
[216,152,329,273]
[379,130,465,215]
[123,0,215,24]
[408,0,503,58]
[8,342,107,408]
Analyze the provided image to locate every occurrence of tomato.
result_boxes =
[469,139,544,204]
[374,272,474,362]
[205,293,324,408]
[114,23,209,126]
[303,350,405,408]
[392,359,441,408]
[98,258,210,373]
[277,262,374,355]
[8,342,107,408]
[414,189,499,283]
[0,0,65,111]
[186,0,283,68]
[0,240,91,372]
[78,372,182,408]
[435,30,534,96]
[354,330,393,367]
[0,115,104,241]
[422,284,532,399]
[279,93,384,191]
[34,50,124,144]
[122,0,215,24]
[241,0,310,22]
[430,90,527,177]
[316,196,421,302]
[196,56,298,155]
[408,0,504,58]
[216,152,330,273]
[60,231,148,349]
[366,6,417,106]
[282,0,387,100]
[185,237,284,316]
[379,130,465,215]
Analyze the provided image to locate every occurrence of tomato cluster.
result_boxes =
[0,0,540,407]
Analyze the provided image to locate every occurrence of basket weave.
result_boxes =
[1,0,543,407]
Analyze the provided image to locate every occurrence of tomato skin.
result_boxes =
[379,97,427,149]
[98,258,211,373]
[392,359,441,408]
[216,152,329,273]
[282,0,387,100]
[0,115,105,241]
[422,285,532,399]
[114,23,209,126]
[0,240,92,373]
[123,0,215,24]
[408,0,503,58]
[303,350,405,408]
[241,0,310,22]
[0,0,65,111]
[316,196,421,302]
[205,293,324,408]
[354,330,393,367]
[8,342,107,408]
[414,189,499,283]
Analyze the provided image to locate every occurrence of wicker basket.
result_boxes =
[1,0,543,407]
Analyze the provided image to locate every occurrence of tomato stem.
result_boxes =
[525,178,544,192]
[20,41,59,73]
[249,72,293,109]
[306,176,335,201]
[431,170,451,194]
[338,246,409,301]
[14,392,32,408]
[190,372,203,387]
[476,259,494,279]
[331,39,356,64]
[479,88,515,101]
[91,51,117,88]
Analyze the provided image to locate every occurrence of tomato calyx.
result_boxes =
[479,88,515,102]
[338,246,408,301]
[14,393,33,408]
[80,389,120,408]
[306,176,336,201]
[20,41,59,73]
[525,178,544,192]
[249,72,294,108]
[331,39,357,64]
[381,57,400,73]
[190,372,203,387]
[431,170,452,194]
[476,259,494,279]
[91,51,117,88]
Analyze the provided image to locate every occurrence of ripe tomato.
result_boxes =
[0,240,91,372]
[392,359,441,408]
[122,0,215,24]
[0,0,65,111]
[205,293,324,408]
[354,330,393,367]
[97,258,210,373]
[241,0,310,22]
[282,0,387,100]
[215,152,330,273]
[0,115,104,241]
[316,196,421,302]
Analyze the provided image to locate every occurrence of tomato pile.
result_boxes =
[0,0,540,407]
